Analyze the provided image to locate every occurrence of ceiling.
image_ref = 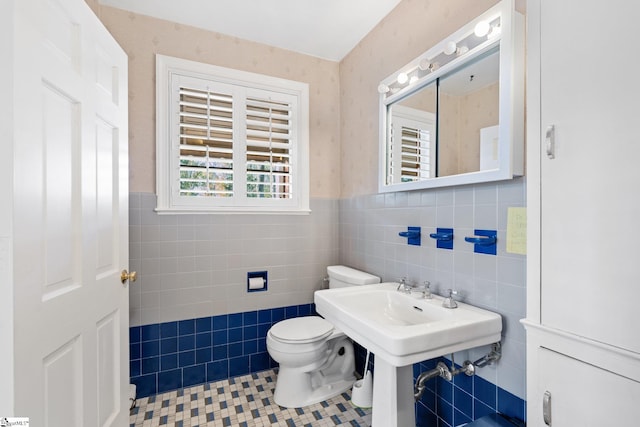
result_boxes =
[98,0,403,61]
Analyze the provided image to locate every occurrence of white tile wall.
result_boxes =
[129,193,339,327]
[338,178,527,400]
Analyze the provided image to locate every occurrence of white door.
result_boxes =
[540,0,640,353]
[11,0,130,425]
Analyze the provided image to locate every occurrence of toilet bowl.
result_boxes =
[266,265,380,408]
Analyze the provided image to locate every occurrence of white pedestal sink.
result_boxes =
[315,283,502,427]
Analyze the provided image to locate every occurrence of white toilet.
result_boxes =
[266,265,380,408]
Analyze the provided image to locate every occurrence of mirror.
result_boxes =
[438,49,500,177]
[379,0,524,192]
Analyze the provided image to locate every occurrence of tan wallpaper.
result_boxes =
[458,82,500,173]
[339,0,510,197]
[438,82,500,176]
[90,0,523,199]
[95,5,341,198]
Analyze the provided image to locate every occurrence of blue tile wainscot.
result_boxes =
[130,303,526,425]
[129,303,314,397]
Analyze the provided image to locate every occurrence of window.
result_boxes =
[156,55,309,213]
[388,105,435,183]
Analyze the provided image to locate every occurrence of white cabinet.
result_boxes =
[536,345,640,426]
[525,0,640,424]
[538,0,640,354]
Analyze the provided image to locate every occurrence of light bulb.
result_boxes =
[474,20,490,37]
[418,58,431,71]
[409,75,419,84]
[397,72,408,84]
[457,45,469,56]
[444,40,457,55]
[488,24,502,38]
[378,83,390,94]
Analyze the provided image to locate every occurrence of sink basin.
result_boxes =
[315,282,502,366]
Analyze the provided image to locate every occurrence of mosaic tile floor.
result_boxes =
[130,369,372,427]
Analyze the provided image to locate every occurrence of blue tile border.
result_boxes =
[130,303,316,398]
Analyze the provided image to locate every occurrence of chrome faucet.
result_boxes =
[442,289,459,309]
[420,281,433,299]
[396,277,413,294]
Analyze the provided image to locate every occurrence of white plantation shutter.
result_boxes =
[178,86,234,197]
[388,106,435,184]
[245,93,295,199]
[156,55,309,213]
[399,123,432,180]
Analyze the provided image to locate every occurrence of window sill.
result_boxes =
[154,207,312,215]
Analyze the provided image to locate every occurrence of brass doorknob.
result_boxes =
[121,270,137,284]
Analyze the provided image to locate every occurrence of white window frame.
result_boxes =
[156,54,310,214]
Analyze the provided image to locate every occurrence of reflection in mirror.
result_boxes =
[386,83,436,185]
[438,49,499,177]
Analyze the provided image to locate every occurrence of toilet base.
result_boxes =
[272,337,356,408]
[274,367,356,408]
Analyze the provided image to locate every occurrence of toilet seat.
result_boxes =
[269,316,334,344]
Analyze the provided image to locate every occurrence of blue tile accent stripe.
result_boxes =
[130,303,316,398]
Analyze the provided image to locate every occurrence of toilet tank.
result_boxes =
[326,265,380,289]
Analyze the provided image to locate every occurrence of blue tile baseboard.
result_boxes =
[129,303,315,398]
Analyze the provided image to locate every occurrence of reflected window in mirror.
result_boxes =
[387,82,436,185]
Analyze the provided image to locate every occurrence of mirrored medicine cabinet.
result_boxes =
[378,0,525,193]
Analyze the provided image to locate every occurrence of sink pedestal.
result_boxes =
[372,358,415,427]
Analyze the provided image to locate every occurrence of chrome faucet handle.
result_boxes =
[396,277,413,293]
[443,289,458,308]
[421,281,433,299]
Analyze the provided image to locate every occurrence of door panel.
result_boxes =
[43,337,83,427]
[42,84,82,299]
[12,0,129,425]
[97,311,120,426]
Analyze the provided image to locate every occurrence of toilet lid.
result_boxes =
[269,316,334,344]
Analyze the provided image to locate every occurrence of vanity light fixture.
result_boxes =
[378,9,503,101]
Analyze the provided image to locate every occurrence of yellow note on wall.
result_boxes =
[506,207,527,255]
